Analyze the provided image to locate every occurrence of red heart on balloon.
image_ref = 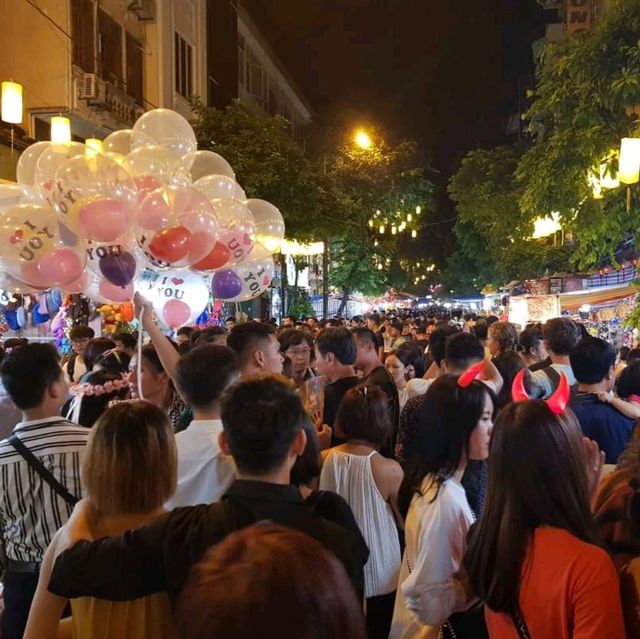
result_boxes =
[10,230,23,245]
[171,277,184,286]
[263,276,270,286]
[242,233,252,246]
[192,241,231,272]
[149,226,192,263]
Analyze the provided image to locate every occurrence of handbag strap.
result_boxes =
[512,607,531,639]
[9,434,78,507]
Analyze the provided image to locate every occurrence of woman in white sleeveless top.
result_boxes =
[320,384,403,639]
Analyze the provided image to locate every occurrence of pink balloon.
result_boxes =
[138,190,171,230]
[162,299,191,328]
[60,271,92,294]
[37,248,83,286]
[19,261,51,288]
[134,175,162,205]
[78,198,129,242]
[99,279,134,302]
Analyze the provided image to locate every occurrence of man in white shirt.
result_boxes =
[166,344,240,508]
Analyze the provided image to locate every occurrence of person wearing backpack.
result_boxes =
[529,318,580,399]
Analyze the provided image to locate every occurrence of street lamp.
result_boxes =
[354,129,372,150]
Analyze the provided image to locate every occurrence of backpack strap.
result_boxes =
[8,434,78,507]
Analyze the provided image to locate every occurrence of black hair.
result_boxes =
[176,345,240,409]
[315,328,356,366]
[1,343,62,410]
[518,324,543,354]
[95,349,131,375]
[83,338,116,372]
[225,316,236,323]
[543,318,580,356]
[617,360,640,398]
[570,337,616,385]
[394,342,426,378]
[351,327,377,347]
[69,325,95,341]
[428,324,460,366]
[177,326,196,338]
[190,327,227,348]
[72,370,129,427]
[112,332,137,351]
[398,375,495,517]
[227,322,277,366]
[367,314,381,327]
[278,328,312,352]
[221,376,305,474]
[444,333,484,371]
[628,348,640,365]
[3,338,28,350]
[493,350,526,409]
[473,321,488,342]
[619,346,631,363]
[335,385,392,449]
[290,419,321,487]
[141,343,178,375]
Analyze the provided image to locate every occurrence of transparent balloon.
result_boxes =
[103,129,133,155]
[211,245,274,302]
[135,185,220,269]
[131,109,197,157]
[16,141,51,186]
[53,154,137,243]
[0,269,45,294]
[245,198,285,253]
[35,142,86,205]
[134,268,210,329]
[194,174,244,201]
[122,145,184,203]
[0,183,25,213]
[85,240,141,287]
[192,198,256,272]
[0,203,86,288]
[173,150,235,182]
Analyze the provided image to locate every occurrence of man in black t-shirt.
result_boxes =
[352,327,400,457]
[366,314,385,361]
[314,328,360,440]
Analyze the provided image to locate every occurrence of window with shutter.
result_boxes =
[98,9,123,86]
[175,33,194,99]
[71,0,94,73]
[126,33,143,106]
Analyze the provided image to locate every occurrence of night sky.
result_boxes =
[249,0,550,259]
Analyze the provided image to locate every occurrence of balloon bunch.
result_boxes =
[0,109,285,328]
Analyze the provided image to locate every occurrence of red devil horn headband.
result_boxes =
[457,361,485,388]
[510,369,570,415]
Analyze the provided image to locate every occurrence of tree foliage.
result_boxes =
[518,0,640,267]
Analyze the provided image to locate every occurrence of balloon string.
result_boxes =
[137,306,145,401]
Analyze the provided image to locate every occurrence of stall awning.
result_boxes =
[559,285,636,310]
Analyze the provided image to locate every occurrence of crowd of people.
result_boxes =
[0,302,638,638]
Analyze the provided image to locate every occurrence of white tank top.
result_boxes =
[320,450,401,597]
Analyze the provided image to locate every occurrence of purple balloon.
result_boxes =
[99,251,137,286]
[211,269,243,299]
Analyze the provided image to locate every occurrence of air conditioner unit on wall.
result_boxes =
[78,74,105,102]
[128,0,156,21]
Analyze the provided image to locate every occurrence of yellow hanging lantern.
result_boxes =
[51,116,71,144]
[411,229,417,238]
[85,138,103,155]
[1,81,23,124]
[619,138,640,185]
[379,224,385,234]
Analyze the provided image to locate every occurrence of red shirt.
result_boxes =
[486,527,625,639]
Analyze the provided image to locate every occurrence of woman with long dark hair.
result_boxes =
[389,374,495,639]
[465,400,624,639]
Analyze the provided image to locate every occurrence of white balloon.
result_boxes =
[16,141,51,186]
[103,129,133,155]
[131,108,197,157]
[173,150,235,181]
[245,198,285,253]
[134,267,210,328]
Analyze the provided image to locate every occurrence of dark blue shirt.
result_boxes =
[569,392,635,464]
